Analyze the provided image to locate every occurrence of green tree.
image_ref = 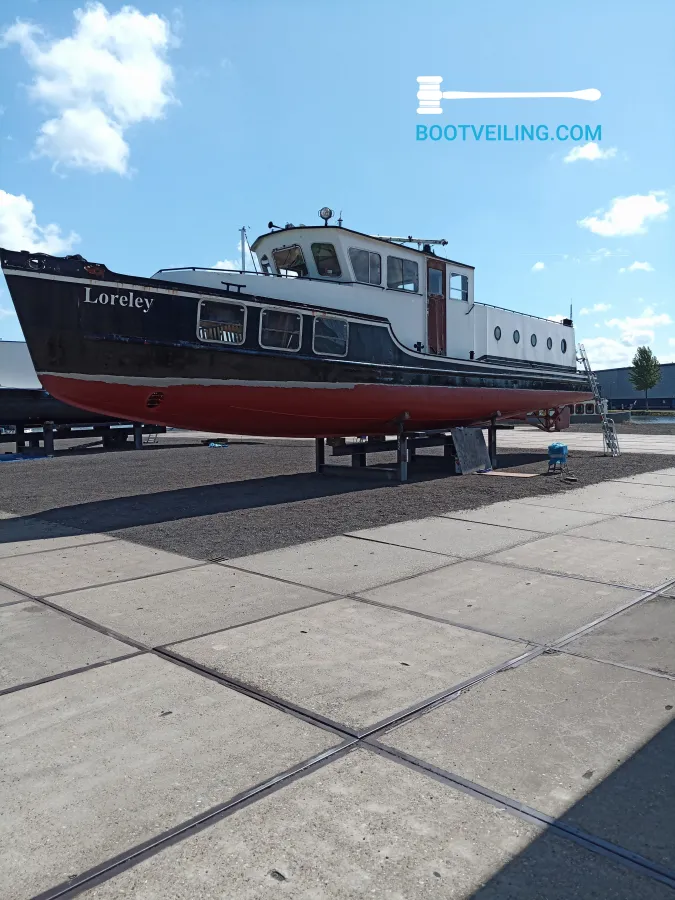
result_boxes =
[629,346,661,409]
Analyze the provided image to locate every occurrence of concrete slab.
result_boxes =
[566,595,675,676]
[444,501,608,534]
[79,749,671,900]
[519,482,675,515]
[0,516,113,560]
[0,584,26,606]
[616,472,675,487]
[630,500,675,522]
[348,516,535,559]
[173,599,524,731]
[226,535,454,594]
[0,601,133,691]
[0,539,199,596]
[567,515,675,552]
[0,654,338,900]
[53,565,335,646]
[384,653,675,869]
[360,561,639,644]
[488,534,675,590]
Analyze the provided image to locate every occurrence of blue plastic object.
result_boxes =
[547,442,568,473]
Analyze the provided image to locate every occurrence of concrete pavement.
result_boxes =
[1,466,675,898]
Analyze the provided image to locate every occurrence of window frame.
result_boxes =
[530,333,537,347]
[546,337,553,350]
[196,298,247,346]
[386,255,419,293]
[312,315,349,358]
[311,242,342,278]
[272,244,308,278]
[494,326,501,341]
[449,272,469,302]
[561,338,568,354]
[349,247,382,286]
[258,306,303,353]
[513,329,521,344]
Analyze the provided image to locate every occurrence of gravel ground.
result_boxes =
[1,437,674,560]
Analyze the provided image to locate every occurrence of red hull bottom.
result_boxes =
[40,376,591,438]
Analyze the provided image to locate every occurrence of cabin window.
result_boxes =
[313,316,348,356]
[272,245,308,277]
[575,403,584,414]
[530,334,537,347]
[513,329,520,344]
[349,248,381,285]
[311,243,342,277]
[586,403,595,414]
[561,338,568,354]
[260,308,302,351]
[494,326,501,340]
[449,273,469,302]
[546,337,553,350]
[387,256,419,292]
[197,300,246,344]
[260,255,272,275]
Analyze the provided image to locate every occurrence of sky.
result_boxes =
[0,0,673,369]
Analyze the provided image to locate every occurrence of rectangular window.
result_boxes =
[349,248,381,285]
[428,268,443,296]
[449,273,469,302]
[313,316,348,356]
[197,300,246,344]
[272,245,308,277]
[311,243,342,277]
[260,308,302,351]
[387,256,419,292]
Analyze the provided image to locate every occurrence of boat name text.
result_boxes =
[84,286,154,313]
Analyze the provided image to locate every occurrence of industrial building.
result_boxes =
[595,362,675,409]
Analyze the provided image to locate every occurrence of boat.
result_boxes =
[0,208,593,438]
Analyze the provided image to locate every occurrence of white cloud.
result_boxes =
[588,248,613,262]
[580,337,637,369]
[604,306,672,345]
[531,261,545,272]
[214,240,256,271]
[619,260,654,273]
[564,142,617,163]
[578,191,669,237]
[547,314,565,323]
[579,303,612,315]
[2,2,175,174]
[0,189,79,253]
[0,306,16,319]
[669,338,675,347]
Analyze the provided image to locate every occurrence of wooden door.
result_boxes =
[426,259,446,354]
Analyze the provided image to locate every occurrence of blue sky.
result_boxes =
[0,0,673,368]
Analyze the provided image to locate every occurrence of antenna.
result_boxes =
[375,235,448,250]
[240,227,247,271]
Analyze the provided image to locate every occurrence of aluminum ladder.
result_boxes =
[577,343,620,457]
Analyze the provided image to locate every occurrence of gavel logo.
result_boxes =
[416,76,601,115]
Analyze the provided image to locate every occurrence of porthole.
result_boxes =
[561,339,567,353]
[546,337,553,350]
[513,329,520,344]
[494,326,501,340]
[530,334,537,347]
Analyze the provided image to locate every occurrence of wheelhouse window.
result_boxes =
[311,243,342,277]
[313,316,348,356]
[272,245,308,277]
[449,273,469,302]
[260,308,302,351]
[428,268,443,296]
[198,300,245,344]
[349,248,381,285]
[387,256,418,292]
[259,255,272,275]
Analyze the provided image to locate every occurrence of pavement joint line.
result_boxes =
[547,530,675,553]
[436,513,549,534]
[31,740,358,900]
[342,529,556,561]
[356,646,546,739]
[158,595,344,648]
[363,741,675,891]
[154,647,358,740]
[40,560,211,600]
[550,575,675,650]
[0,536,117,560]
[351,594,540,647]
[555,647,675,682]
[212,561,347,599]
[0,651,145,697]
[0,598,27,607]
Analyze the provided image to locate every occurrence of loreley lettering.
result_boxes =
[84,286,155,313]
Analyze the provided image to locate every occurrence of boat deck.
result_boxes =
[1,434,675,898]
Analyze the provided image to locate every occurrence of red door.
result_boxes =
[426,259,446,355]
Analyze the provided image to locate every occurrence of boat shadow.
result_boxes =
[0,450,548,560]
